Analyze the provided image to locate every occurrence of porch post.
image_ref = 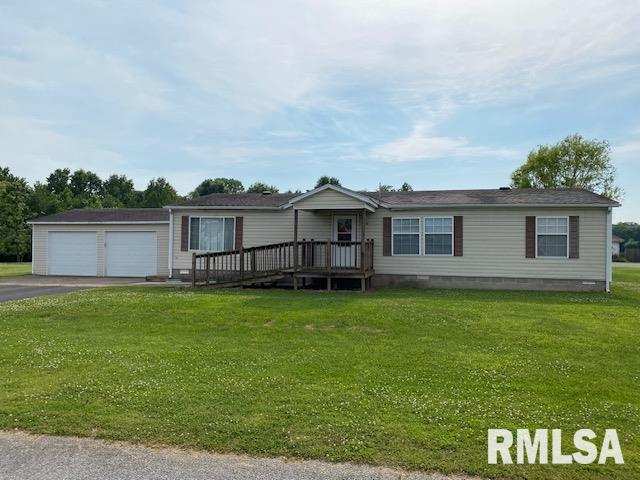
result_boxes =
[293,208,299,291]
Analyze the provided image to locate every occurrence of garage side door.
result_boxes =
[105,231,157,277]
[48,232,97,276]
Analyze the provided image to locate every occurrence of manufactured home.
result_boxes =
[28,185,619,292]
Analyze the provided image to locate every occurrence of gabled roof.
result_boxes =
[289,184,379,207]
[368,188,619,208]
[28,208,169,224]
[167,186,618,209]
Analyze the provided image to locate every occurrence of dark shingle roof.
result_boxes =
[29,208,169,223]
[174,192,298,208]
[167,187,619,209]
[367,188,618,206]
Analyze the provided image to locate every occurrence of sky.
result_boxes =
[1,0,639,221]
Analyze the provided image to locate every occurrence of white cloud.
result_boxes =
[371,122,518,162]
[0,0,639,202]
[167,0,640,110]
[613,141,640,158]
[0,116,128,183]
[0,24,172,113]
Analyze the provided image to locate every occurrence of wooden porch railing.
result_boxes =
[297,239,374,272]
[192,239,374,287]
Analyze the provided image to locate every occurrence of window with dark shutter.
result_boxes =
[525,216,536,258]
[181,216,189,252]
[569,216,579,259]
[453,216,463,256]
[382,217,391,256]
[235,216,243,249]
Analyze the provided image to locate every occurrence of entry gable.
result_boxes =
[289,184,378,211]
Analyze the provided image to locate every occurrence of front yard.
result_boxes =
[0,262,31,277]
[0,271,639,479]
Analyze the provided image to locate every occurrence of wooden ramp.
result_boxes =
[191,240,374,290]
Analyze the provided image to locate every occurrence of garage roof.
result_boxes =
[29,208,169,224]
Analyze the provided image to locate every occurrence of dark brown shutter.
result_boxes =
[525,216,536,258]
[235,216,243,249]
[569,216,579,259]
[453,216,463,256]
[181,216,189,252]
[383,217,391,256]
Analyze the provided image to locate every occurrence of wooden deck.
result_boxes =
[191,239,374,291]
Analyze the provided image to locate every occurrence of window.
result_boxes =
[392,218,420,255]
[425,217,453,255]
[336,218,353,242]
[189,217,235,251]
[537,217,568,257]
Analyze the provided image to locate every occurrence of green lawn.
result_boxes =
[0,262,31,277]
[612,267,640,284]
[0,272,639,479]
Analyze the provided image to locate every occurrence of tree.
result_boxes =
[142,177,179,207]
[624,239,639,250]
[399,182,413,192]
[315,176,341,188]
[69,169,104,207]
[379,184,394,192]
[190,178,244,197]
[511,134,622,199]
[0,168,32,261]
[46,168,71,194]
[30,182,62,217]
[69,169,104,197]
[247,182,278,193]
[104,174,136,207]
[613,222,640,253]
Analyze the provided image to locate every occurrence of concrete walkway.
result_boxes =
[614,262,640,269]
[0,432,479,480]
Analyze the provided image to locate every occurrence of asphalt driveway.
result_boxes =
[0,285,88,302]
[0,276,145,302]
[0,432,474,480]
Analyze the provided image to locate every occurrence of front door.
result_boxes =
[333,216,357,268]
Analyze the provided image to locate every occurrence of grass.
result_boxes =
[612,267,640,284]
[0,262,31,277]
[0,271,639,479]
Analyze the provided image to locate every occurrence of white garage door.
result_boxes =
[105,231,157,277]
[48,232,97,276]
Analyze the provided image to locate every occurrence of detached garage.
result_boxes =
[29,209,170,278]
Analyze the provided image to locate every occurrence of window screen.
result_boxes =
[189,217,235,251]
[537,217,568,257]
[425,217,453,255]
[392,218,420,255]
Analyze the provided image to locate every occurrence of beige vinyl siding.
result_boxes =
[172,209,331,270]
[368,207,607,280]
[32,223,169,276]
[172,206,608,281]
[293,189,370,210]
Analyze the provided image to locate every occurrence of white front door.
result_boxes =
[332,216,357,268]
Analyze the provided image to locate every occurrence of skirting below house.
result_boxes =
[371,274,606,292]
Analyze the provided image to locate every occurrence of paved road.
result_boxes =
[0,432,477,480]
[614,262,640,269]
[0,285,87,302]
